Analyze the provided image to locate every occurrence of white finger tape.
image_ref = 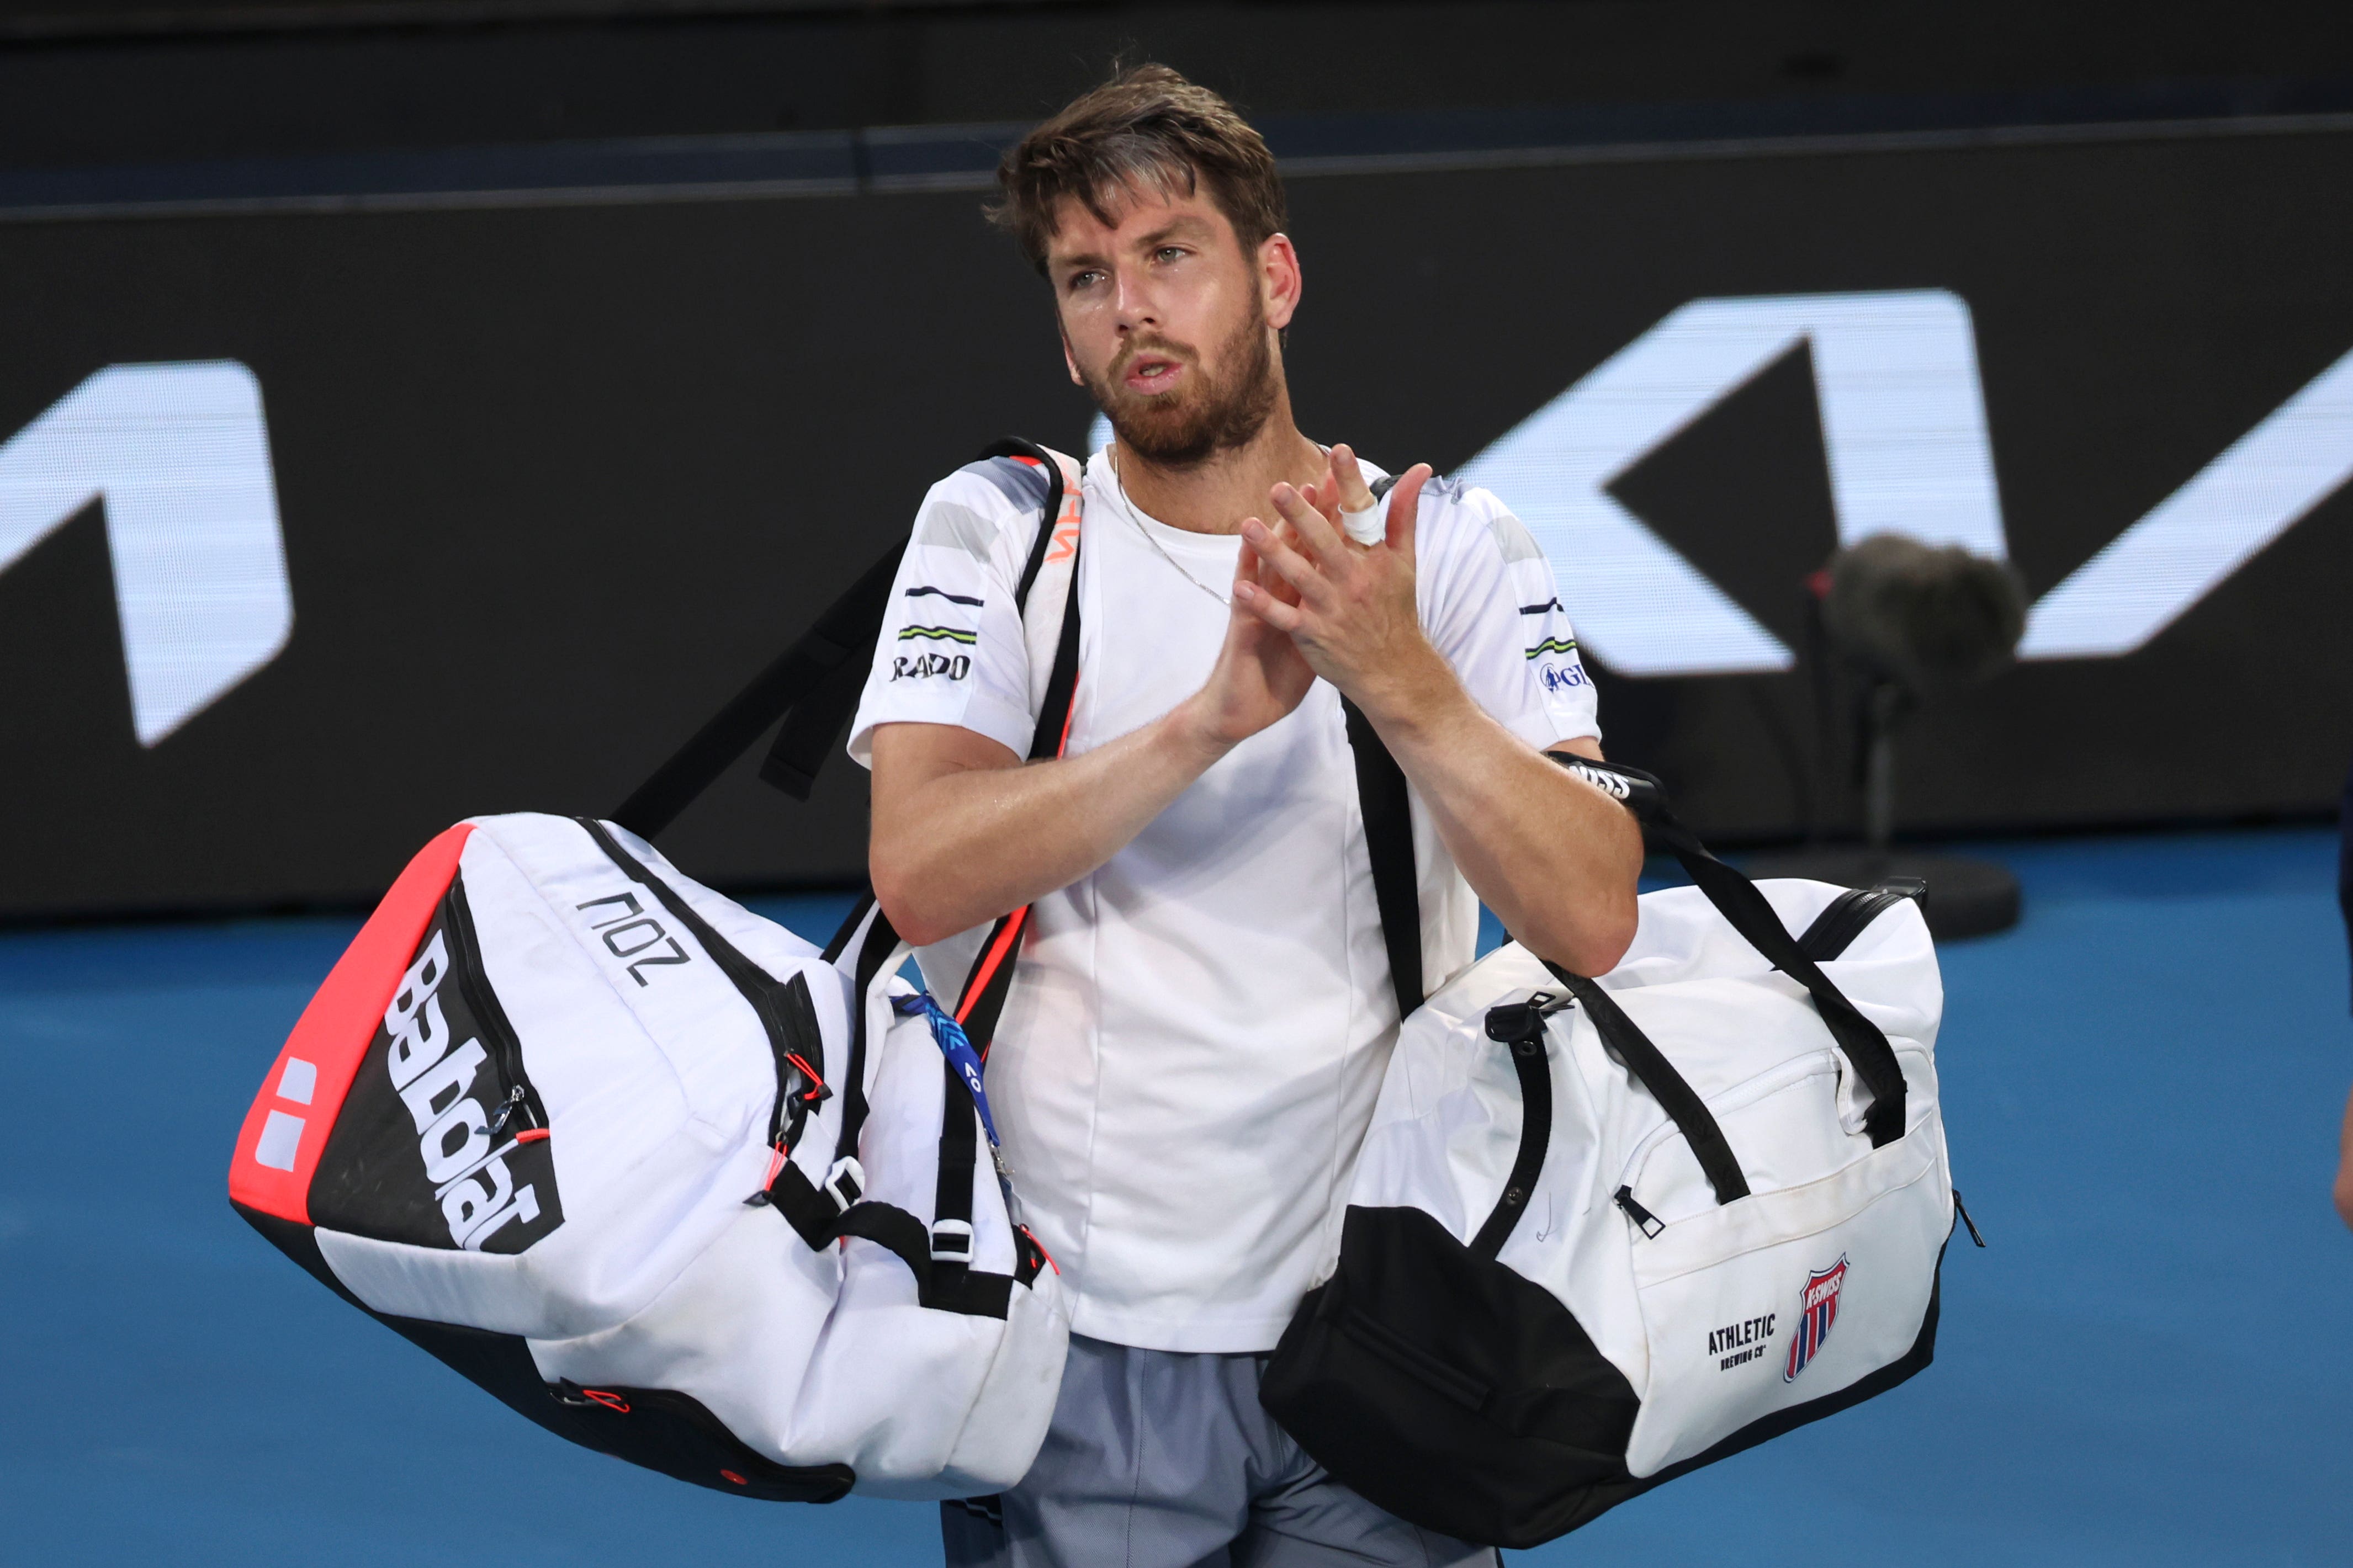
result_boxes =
[1340,501,1386,546]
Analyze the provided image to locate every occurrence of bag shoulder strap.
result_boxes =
[946,441,1085,1051]
[612,440,1085,837]
[1349,473,1427,1022]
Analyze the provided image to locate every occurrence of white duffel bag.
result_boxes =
[228,811,1067,1502]
[1262,758,1974,1548]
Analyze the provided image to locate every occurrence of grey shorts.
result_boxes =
[941,1333,1501,1568]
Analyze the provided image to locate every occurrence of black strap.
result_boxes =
[930,1054,979,1287]
[819,892,904,1166]
[952,486,1084,1055]
[929,447,1084,1268]
[1344,472,1425,1022]
[1467,995,1560,1256]
[612,544,902,835]
[984,437,1074,615]
[1546,753,1910,1147]
[613,439,1075,837]
[1346,697,1424,1021]
[1547,964,1752,1205]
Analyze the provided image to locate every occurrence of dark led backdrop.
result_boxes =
[3,121,2349,917]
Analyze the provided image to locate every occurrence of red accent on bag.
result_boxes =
[226,823,476,1225]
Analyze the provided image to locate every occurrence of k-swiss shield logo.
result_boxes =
[1784,1256,1848,1382]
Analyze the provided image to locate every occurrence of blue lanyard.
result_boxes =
[893,992,1000,1148]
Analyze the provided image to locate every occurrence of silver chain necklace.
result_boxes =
[1106,456,1234,608]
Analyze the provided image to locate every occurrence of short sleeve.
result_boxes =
[1418,480,1601,750]
[846,463,1046,768]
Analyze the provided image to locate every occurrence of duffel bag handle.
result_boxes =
[1546,754,1909,1149]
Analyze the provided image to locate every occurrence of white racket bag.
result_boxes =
[228,812,1067,1501]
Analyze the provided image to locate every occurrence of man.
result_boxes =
[847,65,1642,1567]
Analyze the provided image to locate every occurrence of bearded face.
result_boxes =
[1076,290,1280,468]
[1046,185,1291,471]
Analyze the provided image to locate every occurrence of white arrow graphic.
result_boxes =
[1455,290,2007,677]
[2018,343,2353,658]
[0,361,292,745]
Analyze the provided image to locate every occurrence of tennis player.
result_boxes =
[849,65,1642,1567]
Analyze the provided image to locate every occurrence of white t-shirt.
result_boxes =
[847,447,1599,1352]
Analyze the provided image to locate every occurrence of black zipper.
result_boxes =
[444,874,547,1136]
[1613,1184,1665,1239]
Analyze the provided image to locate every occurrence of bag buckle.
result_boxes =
[823,1156,865,1212]
[930,1218,975,1263]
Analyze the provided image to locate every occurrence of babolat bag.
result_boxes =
[227,441,1088,1502]
[1260,757,1976,1548]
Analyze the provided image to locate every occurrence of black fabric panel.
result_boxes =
[1261,1203,1951,1548]
[1548,967,1752,1205]
[1344,695,1423,1020]
[231,1202,855,1503]
[1259,1204,1639,1549]
[307,887,565,1254]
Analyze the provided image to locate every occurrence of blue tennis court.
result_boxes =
[4,827,2346,1566]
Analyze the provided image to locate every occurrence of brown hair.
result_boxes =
[989,64,1286,274]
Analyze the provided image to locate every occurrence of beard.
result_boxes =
[1080,302,1280,469]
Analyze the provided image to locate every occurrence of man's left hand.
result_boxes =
[1233,444,1445,720]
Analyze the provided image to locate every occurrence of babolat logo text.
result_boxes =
[892,652,971,682]
[306,899,565,1253]
[383,932,547,1250]
[1708,1312,1778,1370]
[1559,759,1631,800]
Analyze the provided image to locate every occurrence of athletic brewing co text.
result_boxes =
[1708,1312,1778,1370]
